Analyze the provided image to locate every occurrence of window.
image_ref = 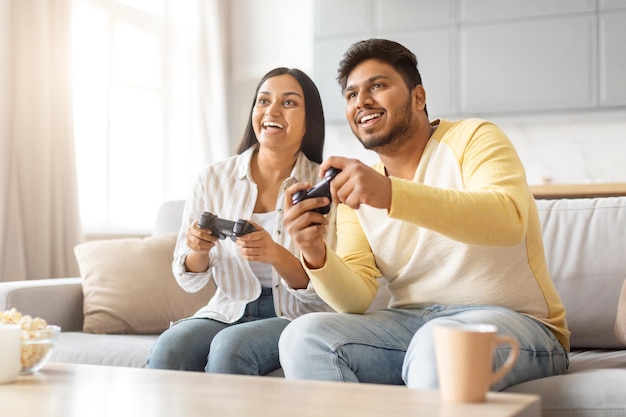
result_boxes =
[72,0,230,235]
[73,0,168,234]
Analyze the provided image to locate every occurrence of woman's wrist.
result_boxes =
[185,250,210,273]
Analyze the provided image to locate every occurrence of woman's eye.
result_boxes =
[372,83,382,90]
[283,99,295,106]
[257,98,269,105]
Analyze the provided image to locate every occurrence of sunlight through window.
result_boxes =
[72,0,222,234]
[72,0,165,233]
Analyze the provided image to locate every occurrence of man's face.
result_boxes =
[342,59,421,152]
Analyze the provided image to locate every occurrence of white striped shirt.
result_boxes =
[173,146,337,322]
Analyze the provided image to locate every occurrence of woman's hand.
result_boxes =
[235,222,278,264]
[184,219,218,273]
[237,221,310,289]
[186,219,218,253]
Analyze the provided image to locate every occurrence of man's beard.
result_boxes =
[353,96,416,153]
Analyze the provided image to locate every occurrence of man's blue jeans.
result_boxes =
[147,287,289,375]
[278,305,568,389]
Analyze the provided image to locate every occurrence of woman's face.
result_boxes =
[252,74,306,154]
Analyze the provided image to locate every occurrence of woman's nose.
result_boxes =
[266,101,281,116]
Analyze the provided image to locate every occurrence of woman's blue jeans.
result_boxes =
[278,304,568,390]
[147,288,289,375]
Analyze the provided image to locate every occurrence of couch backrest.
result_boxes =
[536,196,626,349]
[157,197,626,349]
[153,200,186,236]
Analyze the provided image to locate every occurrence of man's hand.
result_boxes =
[284,182,330,269]
[320,156,392,211]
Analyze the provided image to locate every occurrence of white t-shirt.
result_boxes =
[248,211,276,288]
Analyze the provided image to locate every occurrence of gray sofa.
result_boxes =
[2,196,625,417]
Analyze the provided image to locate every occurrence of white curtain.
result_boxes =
[163,0,230,202]
[0,0,230,281]
[0,0,82,281]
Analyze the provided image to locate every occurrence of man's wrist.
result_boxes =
[301,244,327,270]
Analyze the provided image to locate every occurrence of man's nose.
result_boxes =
[355,90,373,108]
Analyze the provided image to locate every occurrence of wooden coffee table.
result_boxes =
[0,363,540,417]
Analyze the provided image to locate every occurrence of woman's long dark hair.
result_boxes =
[235,67,325,164]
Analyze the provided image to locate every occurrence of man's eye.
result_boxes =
[372,83,382,90]
[345,92,356,100]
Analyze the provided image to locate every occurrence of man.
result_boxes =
[279,38,569,389]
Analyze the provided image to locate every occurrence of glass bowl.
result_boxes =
[20,325,61,374]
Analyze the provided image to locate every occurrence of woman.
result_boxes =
[147,68,336,375]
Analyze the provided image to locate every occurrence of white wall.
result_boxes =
[491,110,626,185]
[228,0,315,153]
[326,110,626,186]
[228,0,626,186]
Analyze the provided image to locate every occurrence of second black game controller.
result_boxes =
[197,212,256,241]
[292,167,341,214]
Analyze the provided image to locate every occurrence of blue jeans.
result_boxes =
[278,305,568,389]
[147,288,289,375]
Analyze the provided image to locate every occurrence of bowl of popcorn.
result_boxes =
[1,308,61,374]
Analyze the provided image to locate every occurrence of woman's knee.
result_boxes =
[209,326,251,359]
[207,328,253,373]
[207,320,287,375]
[148,319,224,371]
[147,329,188,369]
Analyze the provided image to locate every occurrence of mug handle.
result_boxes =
[490,335,520,384]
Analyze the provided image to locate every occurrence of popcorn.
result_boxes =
[1,308,53,371]
[0,307,23,324]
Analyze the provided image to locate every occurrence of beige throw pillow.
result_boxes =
[616,278,626,345]
[74,233,215,334]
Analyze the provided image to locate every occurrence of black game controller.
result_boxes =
[197,212,256,241]
[292,167,341,214]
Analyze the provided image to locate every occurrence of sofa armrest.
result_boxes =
[0,278,84,331]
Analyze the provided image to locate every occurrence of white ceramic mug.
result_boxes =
[433,323,519,403]
[0,324,21,384]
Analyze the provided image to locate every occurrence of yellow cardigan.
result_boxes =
[303,118,570,352]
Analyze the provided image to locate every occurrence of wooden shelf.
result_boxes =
[530,183,626,199]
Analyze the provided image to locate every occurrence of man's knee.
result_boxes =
[280,312,330,348]
[279,313,332,368]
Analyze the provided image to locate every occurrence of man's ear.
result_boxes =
[412,84,427,111]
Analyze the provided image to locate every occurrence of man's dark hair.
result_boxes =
[337,38,428,116]
[236,67,325,164]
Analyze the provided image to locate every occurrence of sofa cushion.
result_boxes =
[504,368,626,417]
[536,197,626,349]
[51,332,158,367]
[74,233,215,334]
[615,278,626,345]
